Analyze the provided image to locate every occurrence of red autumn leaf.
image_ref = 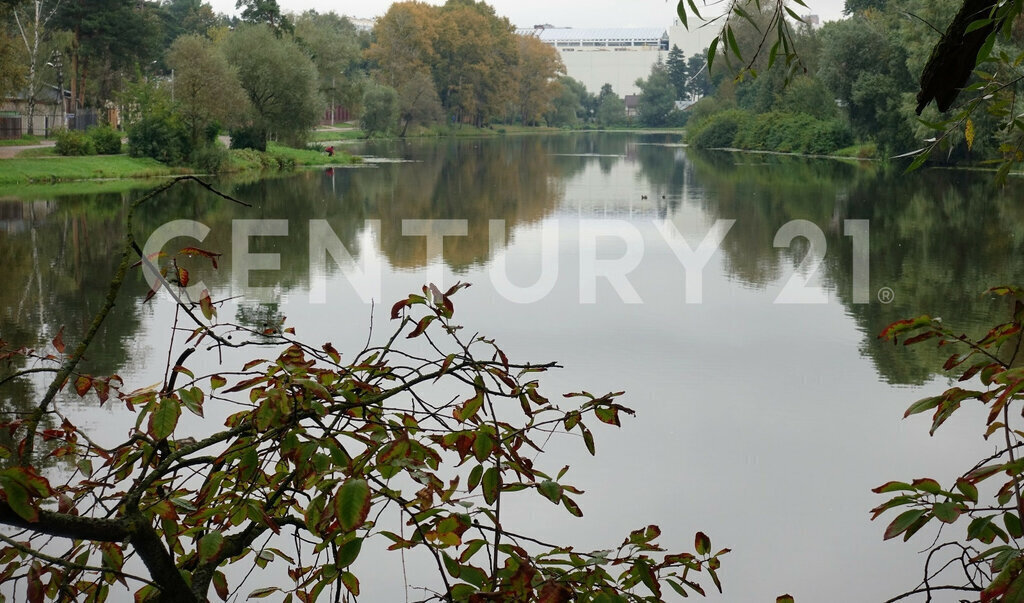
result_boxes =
[199,289,215,320]
[74,375,93,397]
[178,246,222,269]
[51,327,65,354]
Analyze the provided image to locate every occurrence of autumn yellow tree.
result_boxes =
[515,35,564,125]
[433,0,516,126]
[364,1,439,89]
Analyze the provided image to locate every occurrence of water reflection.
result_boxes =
[2,134,1023,601]
[2,136,1023,391]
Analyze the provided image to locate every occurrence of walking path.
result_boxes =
[0,140,57,159]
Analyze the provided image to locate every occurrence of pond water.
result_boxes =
[2,132,1024,601]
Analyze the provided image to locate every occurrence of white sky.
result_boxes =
[208,0,849,29]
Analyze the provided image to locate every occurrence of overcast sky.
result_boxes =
[208,0,849,29]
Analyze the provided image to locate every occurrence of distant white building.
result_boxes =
[347,17,374,32]
[518,23,715,97]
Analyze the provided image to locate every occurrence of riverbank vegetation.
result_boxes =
[0,0,708,181]
[680,0,1024,167]
[0,142,359,185]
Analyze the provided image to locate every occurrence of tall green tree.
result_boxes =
[294,10,365,118]
[160,0,221,47]
[396,70,442,135]
[223,24,321,148]
[235,0,292,36]
[817,15,914,150]
[53,0,164,110]
[666,44,687,100]
[360,81,400,136]
[596,83,626,126]
[546,76,592,126]
[166,34,248,147]
[635,63,676,127]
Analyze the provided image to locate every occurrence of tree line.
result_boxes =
[682,0,1024,161]
[0,0,716,169]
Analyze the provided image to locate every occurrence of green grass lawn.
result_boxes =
[0,154,181,185]
[265,142,361,166]
[0,134,48,147]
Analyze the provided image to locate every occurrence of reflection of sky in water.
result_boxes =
[4,135,1020,602]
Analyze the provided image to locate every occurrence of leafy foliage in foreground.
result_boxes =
[875,286,1024,601]
[0,178,727,602]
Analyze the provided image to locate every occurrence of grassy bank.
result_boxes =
[0,155,182,185]
[0,142,360,186]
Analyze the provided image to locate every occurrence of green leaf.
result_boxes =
[341,571,360,595]
[482,467,500,505]
[695,531,711,555]
[777,596,795,603]
[634,558,661,597]
[335,479,371,532]
[1005,513,1024,539]
[956,478,979,503]
[247,587,281,599]
[473,432,494,463]
[198,531,225,564]
[212,571,229,601]
[149,396,181,440]
[726,26,741,61]
[932,502,960,524]
[687,0,703,20]
[676,0,688,29]
[442,552,460,578]
[468,464,483,492]
[903,396,941,418]
[872,481,914,494]
[707,37,719,72]
[538,480,563,504]
[883,509,927,540]
[336,537,363,567]
[460,539,485,563]
[562,495,583,517]
[582,426,595,456]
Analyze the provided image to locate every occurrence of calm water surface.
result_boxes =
[2,133,1023,601]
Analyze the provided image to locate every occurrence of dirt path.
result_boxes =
[0,140,57,159]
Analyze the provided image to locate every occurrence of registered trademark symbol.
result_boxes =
[878,287,895,304]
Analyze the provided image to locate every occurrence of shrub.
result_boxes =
[127,113,190,165]
[54,128,95,156]
[360,83,400,137]
[666,109,689,127]
[688,109,750,149]
[87,125,122,154]
[804,119,853,155]
[190,142,229,173]
[686,97,733,130]
[229,126,267,152]
[203,121,221,143]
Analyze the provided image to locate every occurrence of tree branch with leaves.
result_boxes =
[0,178,727,602]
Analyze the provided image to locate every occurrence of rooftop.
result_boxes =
[516,27,668,43]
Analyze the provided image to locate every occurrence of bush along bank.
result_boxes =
[687,109,854,156]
